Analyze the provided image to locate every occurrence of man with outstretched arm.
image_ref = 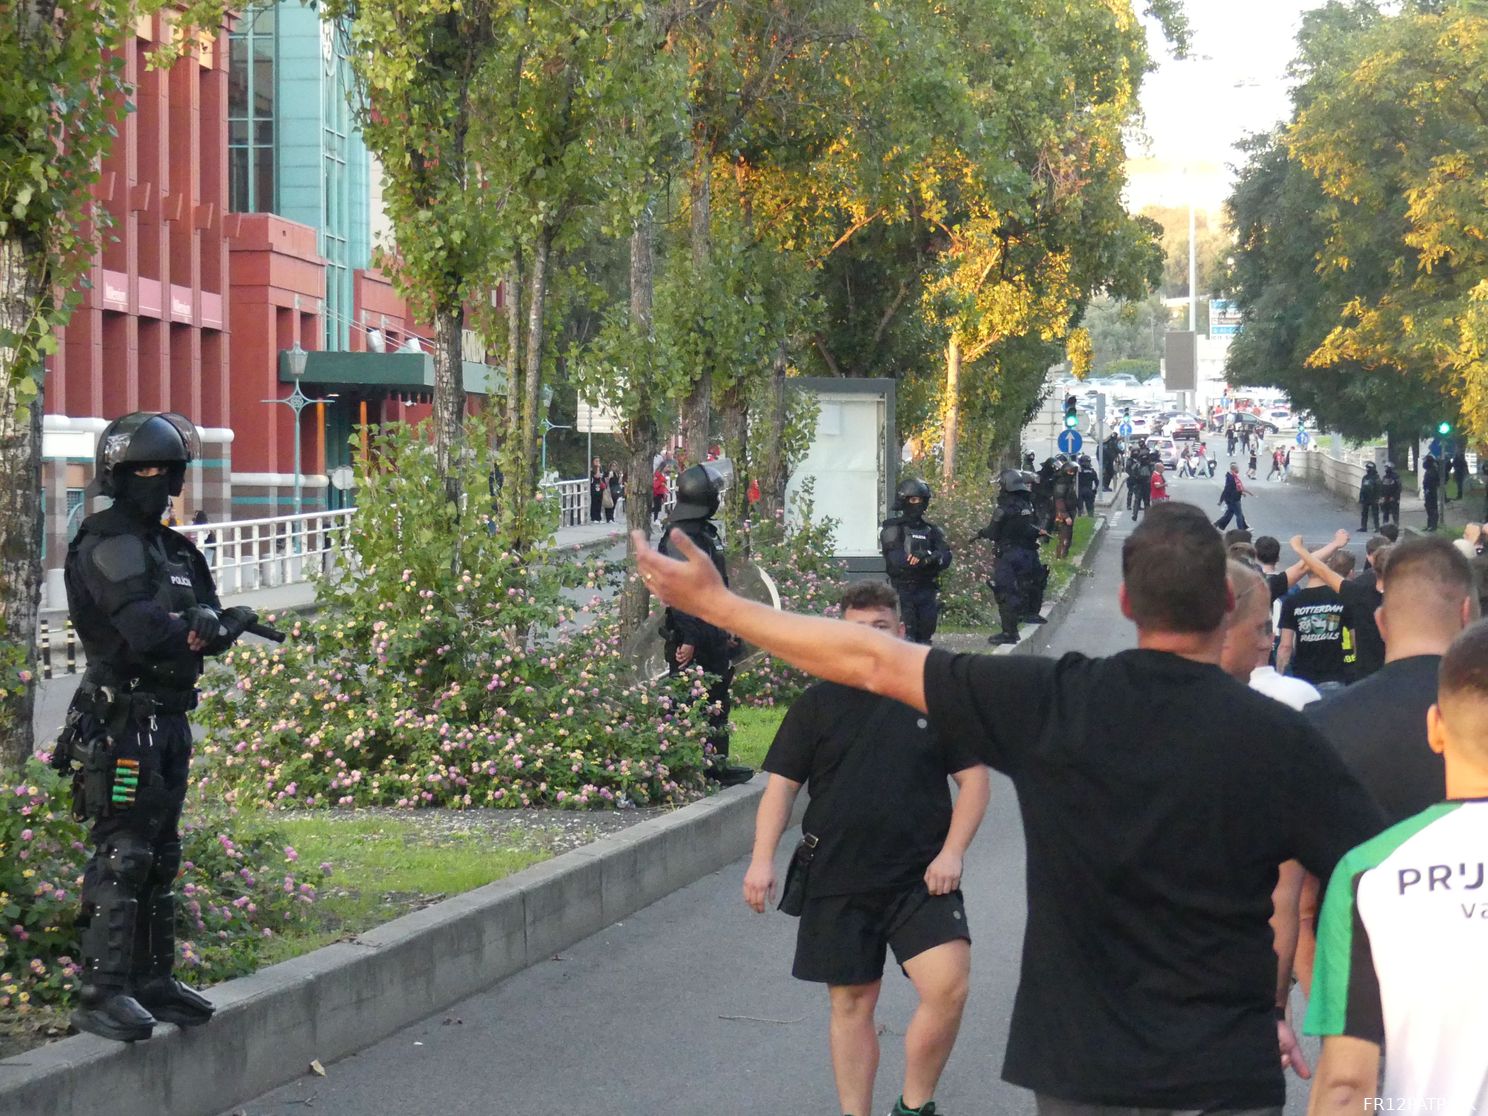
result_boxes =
[745,580,989,1116]
[635,502,1384,1115]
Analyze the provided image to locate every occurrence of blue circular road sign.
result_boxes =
[1057,429,1083,454]
[1295,431,1310,447]
[1118,421,1133,437]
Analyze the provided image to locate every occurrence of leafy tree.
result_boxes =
[1078,293,1167,374]
[1287,0,1488,436]
[0,2,223,771]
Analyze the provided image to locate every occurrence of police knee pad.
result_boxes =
[93,832,156,891]
[148,840,183,889]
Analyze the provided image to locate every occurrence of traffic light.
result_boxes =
[1063,395,1079,430]
[1437,420,1453,436]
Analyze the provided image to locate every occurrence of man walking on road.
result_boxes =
[745,581,989,1116]
[637,502,1384,1116]
[1215,463,1250,531]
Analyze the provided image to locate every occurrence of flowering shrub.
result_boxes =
[0,760,326,1024]
[731,489,847,708]
[195,419,713,811]
[933,478,1006,629]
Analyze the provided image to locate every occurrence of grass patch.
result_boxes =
[250,814,551,965]
[1046,515,1097,597]
[731,705,788,769]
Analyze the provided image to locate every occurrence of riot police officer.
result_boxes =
[659,464,753,786]
[1077,454,1099,517]
[978,470,1046,645]
[880,478,952,644]
[1034,457,1059,531]
[58,412,262,1042]
[1051,458,1080,558]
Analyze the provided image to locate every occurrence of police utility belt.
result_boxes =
[51,672,196,822]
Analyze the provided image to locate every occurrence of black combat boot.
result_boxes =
[131,888,214,1027]
[73,891,155,1042]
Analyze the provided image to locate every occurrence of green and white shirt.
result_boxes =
[1307,799,1488,1108]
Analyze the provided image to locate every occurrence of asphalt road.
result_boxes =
[227,465,1360,1116]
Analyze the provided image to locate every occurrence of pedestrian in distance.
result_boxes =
[1356,462,1381,533]
[588,457,606,523]
[1378,463,1402,525]
[1100,434,1120,492]
[191,509,215,570]
[658,463,753,787]
[1148,461,1169,504]
[880,478,953,645]
[651,466,668,523]
[55,412,265,1041]
[634,502,1385,1115]
[1227,428,1237,456]
[1283,447,1292,481]
[745,580,991,1116]
[603,463,624,523]
[1304,622,1488,1113]
[1177,446,1193,478]
[1247,446,1259,480]
[1214,463,1251,531]
[1267,448,1284,482]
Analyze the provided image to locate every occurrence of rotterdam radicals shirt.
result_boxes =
[923,648,1384,1110]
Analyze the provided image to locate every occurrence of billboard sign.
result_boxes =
[1210,299,1242,337]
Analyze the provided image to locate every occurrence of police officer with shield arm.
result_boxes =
[659,463,754,786]
[880,478,952,645]
[55,412,274,1042]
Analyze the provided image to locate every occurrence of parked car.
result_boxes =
[1230,413,1280,436]
[1150,437,1179,467]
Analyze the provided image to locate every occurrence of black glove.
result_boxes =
[182,606,221,645]
[220,606,258,640]
[205,606,258,654]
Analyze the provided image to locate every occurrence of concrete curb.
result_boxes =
[0,780,776,1116]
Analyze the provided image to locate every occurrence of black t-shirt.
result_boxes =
[1278,585,1353,685]
[1306,655,1445,826]
[763,682,980,898]
[923,648,1383,1110]
[1337,576,1384,678]
[1265,570,1290,602]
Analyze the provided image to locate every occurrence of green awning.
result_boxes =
[279,350,505,396]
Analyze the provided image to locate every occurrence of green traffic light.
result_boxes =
[1064,413,1080,429]
[1437,420,1452,436]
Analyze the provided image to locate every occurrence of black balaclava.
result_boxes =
[902,497,926,524]
[114,468,172,526]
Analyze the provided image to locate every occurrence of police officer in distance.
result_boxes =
[978,469,1046,645]
[1051,458,1080,558]
[1077,454,1099,517]
[659,463,753,786]
[58,413,262,1042]
[880,478,952,645]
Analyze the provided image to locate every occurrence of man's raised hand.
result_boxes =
[633,528,727,617]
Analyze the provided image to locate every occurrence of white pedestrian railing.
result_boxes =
[541,477,591,529]
[176,507,357,596]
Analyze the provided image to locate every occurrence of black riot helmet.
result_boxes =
[999,469,1029,493]
[1078,454,1092,467]
[669,463,724,522]
[895,477,932,514]
[90,411,200,498]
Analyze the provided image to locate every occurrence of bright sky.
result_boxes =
[1125,0,1317,219]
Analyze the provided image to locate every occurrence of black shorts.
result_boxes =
[792,884,970,986]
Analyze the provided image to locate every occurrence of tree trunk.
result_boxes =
[0,233,45,771]
[505,256,523,435]
[518,227,553,516]
[432,305,466,510]
[718,382,749,541]
[755,343,789,528]
[620,200,658,638]
[942,336,961,483]
[679,139,712,463]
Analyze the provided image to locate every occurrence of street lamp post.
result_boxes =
[265,343,336,546]
[540,418,571,477]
